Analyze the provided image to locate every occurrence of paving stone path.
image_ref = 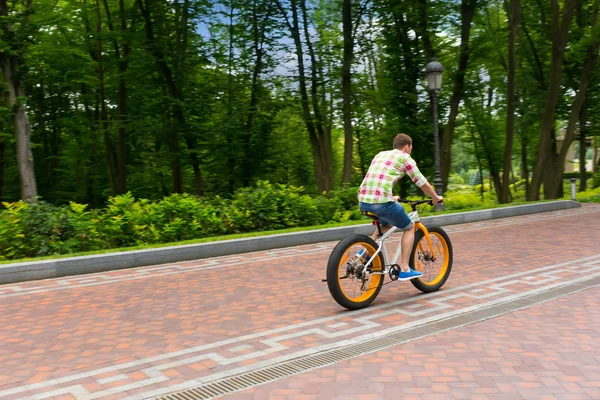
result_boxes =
[1,204,599,400]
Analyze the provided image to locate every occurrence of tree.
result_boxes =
[544,0,600,198]
[440,0,478,192]
[138,0,205,195]
[341,0,353,185]
[0,0,38,200]
[527,0,578,200]
[275,0,335,193]
[500,0,521,203]
[101,0,136,194]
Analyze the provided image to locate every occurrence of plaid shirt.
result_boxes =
[357,150,428,204]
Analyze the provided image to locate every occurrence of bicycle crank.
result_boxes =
[389,264,401,281]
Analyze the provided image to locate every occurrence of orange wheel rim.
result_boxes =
[337,242,383,303]
[413,232,449,285]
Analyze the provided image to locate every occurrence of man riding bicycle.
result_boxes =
[358,133,443,281]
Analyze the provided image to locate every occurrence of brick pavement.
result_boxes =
[0,204,598,399]
[227,286,600,400]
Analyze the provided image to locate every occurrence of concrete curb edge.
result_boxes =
[0,200,581,285]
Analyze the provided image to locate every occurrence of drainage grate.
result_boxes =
[155,278,599,400]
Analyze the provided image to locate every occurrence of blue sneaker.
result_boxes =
[357,249,371,263]
[398,268,422,281]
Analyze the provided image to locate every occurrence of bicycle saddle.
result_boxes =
[362,211,379,222]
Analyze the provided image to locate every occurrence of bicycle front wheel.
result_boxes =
[326,235,385,310]
[409,226,453,293]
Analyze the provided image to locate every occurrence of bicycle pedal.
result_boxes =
[389,264,401,281]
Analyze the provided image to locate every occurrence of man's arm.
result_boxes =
[419,181,443,204]
[403,157,443,204]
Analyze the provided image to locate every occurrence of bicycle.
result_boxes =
[324,199,453,310]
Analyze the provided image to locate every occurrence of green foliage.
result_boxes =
[563,171,593,179]
[442,190,497,210]
[0,201,29,260]
[575,186,600,202]
[0,181,362,260]
[3,179,599,262]
[230,181,322,231]
[448,173,465,185]
[594,171,600,189]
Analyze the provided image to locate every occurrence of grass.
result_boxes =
[0,197,576,266]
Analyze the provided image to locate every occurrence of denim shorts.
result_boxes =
[359,201,414,231]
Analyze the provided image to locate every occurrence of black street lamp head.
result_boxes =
[425,58,443,91]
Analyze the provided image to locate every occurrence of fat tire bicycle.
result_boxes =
[324,199,453,310]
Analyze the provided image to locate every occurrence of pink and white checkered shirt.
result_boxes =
[357,149,428,204]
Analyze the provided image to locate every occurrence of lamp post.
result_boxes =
[425,58,444,210]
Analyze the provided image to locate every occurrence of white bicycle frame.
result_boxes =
[362,210,421,275]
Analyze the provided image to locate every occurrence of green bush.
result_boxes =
[593,171,600,188]
[0,201,29,260]
[448,173,465,185]
[2,179,598,262]
[230,181,323,231]
[563,171,593,180]
[328,185,360,211]
[0,200,108,260]
[442,192,495,210]
[574,186,600,203]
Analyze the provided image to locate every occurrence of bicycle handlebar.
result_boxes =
[398,198,444,210]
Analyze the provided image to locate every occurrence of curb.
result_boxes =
[0,200,581,285]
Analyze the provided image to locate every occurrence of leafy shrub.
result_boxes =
[594,171,600,188]
[1,178,598,262]
[327,185,359,211]
[563,171,593,180]
[0,201,29,260]
[573,186,600,203]
[448,173,465,185]
[230,181,325,231]
[443,192,496,210]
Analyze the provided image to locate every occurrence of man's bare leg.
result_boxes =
[399,224,416,272]
[370,225,392,241]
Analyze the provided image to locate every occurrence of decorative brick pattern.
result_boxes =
[0,204,598,399]
[226,286,600,400]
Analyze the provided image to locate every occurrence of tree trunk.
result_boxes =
[81,84,98,207]
[594,138,599,175]
[0,133,4,201]
[440,0,478,191]
[300,0,334,192]
[579,100,588,191]
[544,0,598,198]
[500,0,521,203]
[527,0,578,200]
[0,0,38,201]
[96,0,118,196]
[416,0,435,59]
[102,0,133,194]
[243,1,271,187]
[38,78,53,189]
[521,23,546,91]
[478,127,502,203]
[226,1,236,193]
[276,0,334,193]
[341,0,353,185]
[390,7,420,127]
[182,11,203,195]
[139,0,203,194]
[467,118,485,200]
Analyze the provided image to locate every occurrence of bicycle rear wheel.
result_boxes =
[409,226,453,293]
[326,235,385,310]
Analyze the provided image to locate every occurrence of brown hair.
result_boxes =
[393,134,412,150]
